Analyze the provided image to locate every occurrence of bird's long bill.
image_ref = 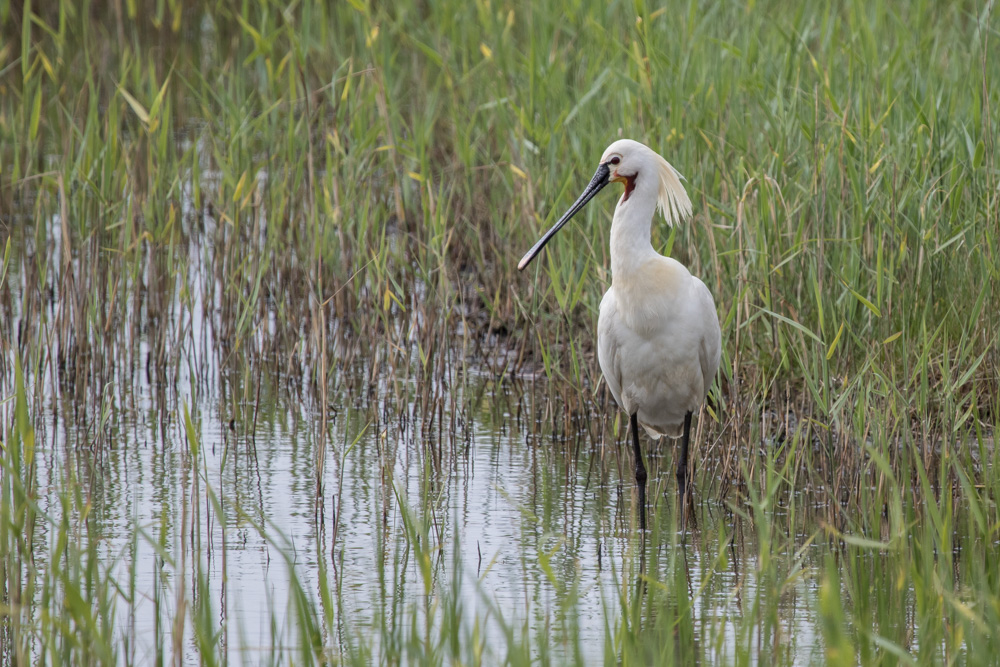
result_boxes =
[517,163,611,271]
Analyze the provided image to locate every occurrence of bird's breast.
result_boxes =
[609,259,688,335]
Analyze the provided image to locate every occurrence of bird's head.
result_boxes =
[599,139,692,228]
[518,139,692,271]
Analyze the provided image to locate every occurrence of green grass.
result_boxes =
[2,0,999,663]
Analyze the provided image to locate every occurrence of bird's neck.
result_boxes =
[609,185,658,280]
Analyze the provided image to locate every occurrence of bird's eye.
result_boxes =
[609,156,621,165]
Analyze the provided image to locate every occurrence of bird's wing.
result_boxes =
[597,290,624,410]
[693,277,722,398]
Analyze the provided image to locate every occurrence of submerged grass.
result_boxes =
[1,0,999,663]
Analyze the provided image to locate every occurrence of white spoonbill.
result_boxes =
[518,139,721,531]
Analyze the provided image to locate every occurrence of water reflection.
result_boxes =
[23,360,825,663]
[2,220,823,665]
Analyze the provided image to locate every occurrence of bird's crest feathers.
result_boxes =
[653,154,692,228]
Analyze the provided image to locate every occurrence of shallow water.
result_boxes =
[17,309,822,663]
[0,218,890,664]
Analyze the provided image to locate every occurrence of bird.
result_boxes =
[518,139,721,531]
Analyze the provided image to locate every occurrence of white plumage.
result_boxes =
[519,139,721,531]
[595,139,721,439]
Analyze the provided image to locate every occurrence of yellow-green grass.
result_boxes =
[1,0,998,663]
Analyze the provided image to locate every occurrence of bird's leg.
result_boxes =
[677,411,693,531]
[631,412,647,531]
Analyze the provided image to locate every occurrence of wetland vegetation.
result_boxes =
[1,0,998,663]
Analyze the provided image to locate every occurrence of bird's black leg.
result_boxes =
[677,411,693,531]
[631,412,647,531]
